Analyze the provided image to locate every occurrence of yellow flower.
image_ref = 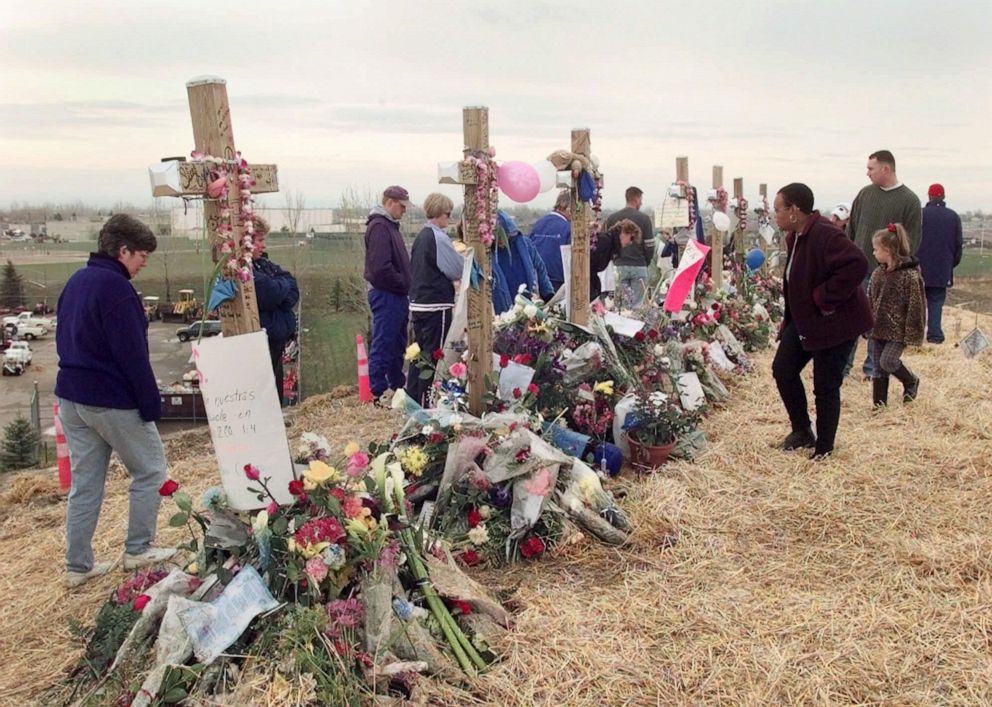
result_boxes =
[344,441,360,457]
[404,342,421,361]
[187,562,199,576]
[593,380,615,396]
[300,541,330,559]
[288,538,298,554]
[346,517,372,539]
[578,475,602,504]
[305,460,339,486]
[399,446,429,477]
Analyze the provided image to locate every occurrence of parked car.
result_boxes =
[2,311,54,332]
[2,341,32,376]
[14,321,46,340]
[176,320,222,342]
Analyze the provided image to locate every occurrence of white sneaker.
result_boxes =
[123,546,177,570]
[65,561,114,588]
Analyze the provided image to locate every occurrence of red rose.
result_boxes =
[527,383,539,396]
[429,433,445,444]
[467,508,482,528]
[158,479,179,497]
[634,330,646,342]
[243,464,260,481]
[432,348,444,361]
[133,594,151,611]
[513,353,532,365]
[512,387,522,399]
[519,535,546,558]
[288,479,305,496]
[499,354,510,368]
[647,329,659,339]
[451,599,472,615]
[460,549,480,567]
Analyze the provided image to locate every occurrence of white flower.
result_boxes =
[479,505,494,520]
[468,524,490,545]
[653,344,665,357]
[523,304,539,319]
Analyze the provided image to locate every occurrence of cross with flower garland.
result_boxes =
[438,106,498,416]
[710,165,725,289]
[181,76,280,336]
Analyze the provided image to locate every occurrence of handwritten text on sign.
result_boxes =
[193,330,295,510]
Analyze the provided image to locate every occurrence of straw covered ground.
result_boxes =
[1,306,990,706]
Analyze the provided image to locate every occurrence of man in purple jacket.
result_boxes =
[917,183,963,344]
[56,214,176,588]
[364,185,412,402]
[771,183,873,460]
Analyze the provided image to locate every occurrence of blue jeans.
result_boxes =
[925,286,947,343]
[615,265,648,307]
[59,399,167,572]
[367,288,409,396]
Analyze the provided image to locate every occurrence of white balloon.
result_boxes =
[712,211,731,233]
[533,160,558,193]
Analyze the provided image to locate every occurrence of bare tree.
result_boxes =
[285,190,306,236]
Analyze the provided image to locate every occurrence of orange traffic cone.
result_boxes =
[356,334,373,403]
[53,403,71,491]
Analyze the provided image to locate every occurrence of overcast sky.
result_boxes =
[1,0,989,214]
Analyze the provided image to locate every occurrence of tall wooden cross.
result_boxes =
[676,156,690,260]
[733,177,746,262]
[184,76,279,336]
[569,128,592,326]
[438,107,497,416]
[710,165,725,289]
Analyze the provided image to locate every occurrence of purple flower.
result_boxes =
[489,484,512,509]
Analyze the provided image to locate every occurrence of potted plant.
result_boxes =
[621,390,699,468]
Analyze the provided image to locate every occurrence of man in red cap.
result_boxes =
[363,185,412,402]
[917,183,963,343]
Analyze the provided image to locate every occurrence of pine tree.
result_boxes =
[0,415,39,471]
[1,259,25,309]
[331,278,343,312]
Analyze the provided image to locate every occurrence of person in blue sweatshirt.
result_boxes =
[363,185,412,401]
[55,214,176,588]
[528,190,573,294]
[491,210,555,314]
[251,216,299,401]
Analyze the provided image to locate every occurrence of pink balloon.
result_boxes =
[497,161,540,202]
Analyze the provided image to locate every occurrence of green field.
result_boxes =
[2,235,372,396]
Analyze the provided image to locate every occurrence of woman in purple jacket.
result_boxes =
[771,183,873,460]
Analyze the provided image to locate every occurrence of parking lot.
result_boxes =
[1,322,207,440]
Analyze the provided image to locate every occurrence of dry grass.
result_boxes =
[1,306,991,706]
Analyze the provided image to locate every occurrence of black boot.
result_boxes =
[891,364,920,402]
[780,426,816,450]
[872,375,889,408]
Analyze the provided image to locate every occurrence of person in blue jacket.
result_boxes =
[252,217,300,398]
[528,190,572,294]
[55,214,176,588]
[492,210,555,314]
[917,183,963,344]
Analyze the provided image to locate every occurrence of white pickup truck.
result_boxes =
[2,341,32,376]
[12,321,47,340]
[2,312,54,333]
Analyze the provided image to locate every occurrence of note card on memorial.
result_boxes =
[193,331,295,510]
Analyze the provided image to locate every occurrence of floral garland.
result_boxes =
[677,181,697,233]
[464,147,498,246]
[190,150,257,282]
[735,197,749,233]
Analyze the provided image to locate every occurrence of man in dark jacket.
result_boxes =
[56,214,176,588]
[364,185,412,400]
[605,186,656,307]
[252,217,299,400]
[917,183,963,344]
[771,184,873,460]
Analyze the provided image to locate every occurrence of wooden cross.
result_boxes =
[438,106,496,416]
[569,128,591,326]
[675,156,690,260]
[758,183,770,269]
[710,165,724,289]
[185,76,280,336]
[732,177,746,262]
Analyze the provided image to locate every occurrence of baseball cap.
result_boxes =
[831,203,851,220]
[928,183,945,199]
[383,185,411,205]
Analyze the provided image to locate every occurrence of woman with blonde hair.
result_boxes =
[405,192,464,405]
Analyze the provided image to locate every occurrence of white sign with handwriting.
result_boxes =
[193,331,295,510]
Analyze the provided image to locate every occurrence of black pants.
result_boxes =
[405,309,452,407]
[772,321,856,455]
[268,337,287,405]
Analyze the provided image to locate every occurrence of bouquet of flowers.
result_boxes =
[622,390,701,446]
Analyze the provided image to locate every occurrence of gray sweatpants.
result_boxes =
[58,399,167,572]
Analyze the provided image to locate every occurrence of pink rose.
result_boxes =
[449,362,468,380]
[133,594,151,611]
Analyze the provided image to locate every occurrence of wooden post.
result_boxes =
[710,165,724,289]
[759,183,770,266]
[733,177,746,261]
[676,156,689,184]
[186,77,270,336]
[569,128,591,325]
[461,107,494,416]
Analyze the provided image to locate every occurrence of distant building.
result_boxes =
[170,206,337,239]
